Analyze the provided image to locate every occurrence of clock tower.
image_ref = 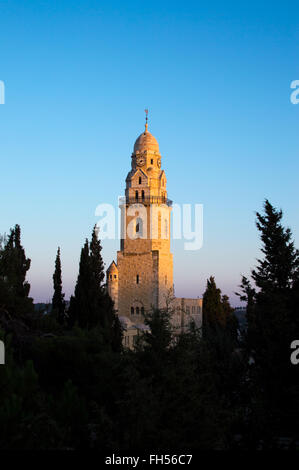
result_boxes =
[107,114,174,321]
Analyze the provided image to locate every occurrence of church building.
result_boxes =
[107,114,202,347]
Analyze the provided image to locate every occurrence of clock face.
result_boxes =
[137,156,146,166]
[157,158,161,168]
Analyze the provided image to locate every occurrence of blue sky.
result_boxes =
[0,0,299,305]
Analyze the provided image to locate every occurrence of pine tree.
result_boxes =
[238,200,299,444]
[241,200,299,352]
[52,247,65,324]
[252,199,299,294]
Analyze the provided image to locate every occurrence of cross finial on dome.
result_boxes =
[144,108,148,132]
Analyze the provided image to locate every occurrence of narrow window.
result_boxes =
[135,190,138,200]
[151,159,153,165]
[136,307,140,315]
[142,190,145,200]
[136,217,143,236]
[136,274,139,284]
[158,212,161,239]
[139,176,142,184]
[165,275,167,285]
[131,307,134,315]
[114,274,117,279]
[141,307,144,316]
[110,274,112,280]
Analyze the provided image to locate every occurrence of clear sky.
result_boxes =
[1,0,299,306]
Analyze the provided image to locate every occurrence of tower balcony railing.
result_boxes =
[119,195,173,207]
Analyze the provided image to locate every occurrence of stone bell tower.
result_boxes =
[107,112,173,321]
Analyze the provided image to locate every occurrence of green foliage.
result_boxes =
[252,199,299,293]
[117,306,244,450]
[203,277,238,343]
[203,276,224,329]
[0,333,44,449]
[237,200,299,447]
[0,224,33,315]
[68,227,122,351]
[1,206,298,450]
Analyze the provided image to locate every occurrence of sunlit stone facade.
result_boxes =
[107,118,202,347]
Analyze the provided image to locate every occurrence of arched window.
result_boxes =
[151,159,153,165]
[142,190,145,200]
[132,301,143,318]
[131,307,134,315]
[139,176,142,184]
[135,190,138,200]
[136,274,139,284]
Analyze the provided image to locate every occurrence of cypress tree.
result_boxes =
[52,247,65,324]
[89,225,108,328]
[90,225,105,287]
[203,277,238,342]
[0,224,32,314]
[68,239,90,328]
[89,226,123,348]
[6,224,31,298]
[202,276,225,331]
[68,227,123,350]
